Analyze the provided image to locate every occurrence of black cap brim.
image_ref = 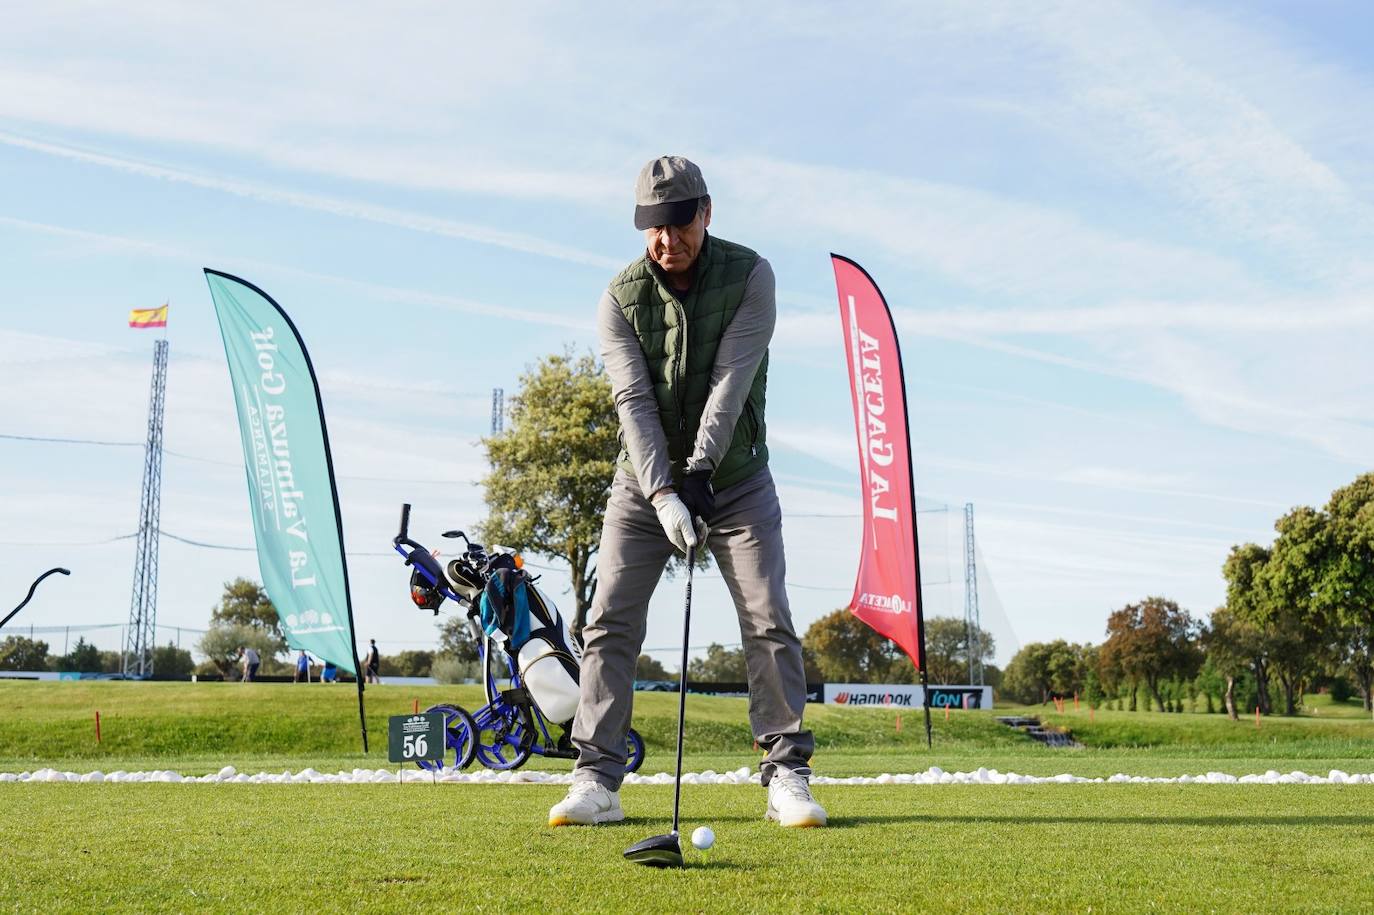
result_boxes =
[634,198,701,231]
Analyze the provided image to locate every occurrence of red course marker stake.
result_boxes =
[413,698,419,714]
[94,710,101,744]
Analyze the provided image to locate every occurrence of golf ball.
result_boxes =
[691,826,715,850]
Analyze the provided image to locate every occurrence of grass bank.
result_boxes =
[3,681,1373,778]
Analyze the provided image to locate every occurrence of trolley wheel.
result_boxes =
[417,704,478,772]
[473,701,535,770]
[625,727,646,774]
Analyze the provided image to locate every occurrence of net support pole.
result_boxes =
[921,669,932,749]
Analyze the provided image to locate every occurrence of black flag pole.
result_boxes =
[876,263,932,750]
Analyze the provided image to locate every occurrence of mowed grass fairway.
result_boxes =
[5,784,1374,913]
[3,682,1374,913]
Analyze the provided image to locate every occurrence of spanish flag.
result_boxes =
[129,304,169,329]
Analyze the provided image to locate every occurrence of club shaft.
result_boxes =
[672,544,694,836]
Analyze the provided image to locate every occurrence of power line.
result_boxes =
[0,432,141,447]
[0,532,137,547]
[159,530,254,552]
[5,433,475,486]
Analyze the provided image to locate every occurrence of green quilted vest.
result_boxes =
[610,233,769,491]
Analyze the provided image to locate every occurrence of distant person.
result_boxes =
[241,646,261,682]
[365,639,382,685]
[321,661,338,683]
[294,650,311,683]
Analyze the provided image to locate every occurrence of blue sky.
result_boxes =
[2,1,1370,670]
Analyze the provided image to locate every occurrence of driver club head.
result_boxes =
[623,832,684,868]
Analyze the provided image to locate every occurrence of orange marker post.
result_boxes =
[1074,692,1079,710]
[896,714,902,733]
[944,705,950,722]
[413,698,419,714]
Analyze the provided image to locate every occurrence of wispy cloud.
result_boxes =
[0,212,597,332]
[0,132,621,270]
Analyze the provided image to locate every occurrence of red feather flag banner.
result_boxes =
[831,254,932,744]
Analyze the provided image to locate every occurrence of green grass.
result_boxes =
[4,682,1374,912]
[3,784,1372,913]
[2,682,1373,778]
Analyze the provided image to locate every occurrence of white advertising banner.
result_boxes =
[824,683,993,709]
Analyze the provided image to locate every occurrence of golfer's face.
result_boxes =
[645,201,711,274]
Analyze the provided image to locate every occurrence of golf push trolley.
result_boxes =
[392,503,646,774]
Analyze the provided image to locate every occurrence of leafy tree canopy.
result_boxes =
[480,352,619,640]
[211,578,285,655]
[0,636,49,672]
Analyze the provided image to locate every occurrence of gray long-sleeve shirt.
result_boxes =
[598,256,776,498]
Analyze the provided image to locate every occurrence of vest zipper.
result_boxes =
[745,399,759,457]
[674,295,688,445]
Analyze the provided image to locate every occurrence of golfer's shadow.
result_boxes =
[926,814,1373,828]
[681,813,928,828]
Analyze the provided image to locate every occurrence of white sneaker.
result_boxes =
[548,780,624,826]
[766,770,827,827]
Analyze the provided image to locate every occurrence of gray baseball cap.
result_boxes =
[634,155,708,230]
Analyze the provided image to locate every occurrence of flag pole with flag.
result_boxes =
[830,254,932,747]
[129,304,169,329]
[203,270,368,752]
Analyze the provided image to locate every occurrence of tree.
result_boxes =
[437,617,481,665]
[1262,507,1337,715]
[0,636,49,671]
[211,578,286,656]
[801,609,916,683]
[1101,597,1203,712]
[1002,640,1091,704]
[52,637,102,673]
[1223,544,1275,714]
[924,616,996,684]
[197,624,283,680]
[380,650,435,678]
[151,642,195,678]
[636,654,669,680]
[480,352,619,643]
[1320,474,1374,710]
[687,643,748,682]
[1205,606,1263,720]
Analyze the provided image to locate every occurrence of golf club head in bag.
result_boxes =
[625,542,696,868]
[623,832,683,868]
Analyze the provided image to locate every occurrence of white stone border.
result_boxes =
[3,765,1373,785]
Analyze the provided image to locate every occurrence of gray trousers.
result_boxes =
[572,466,814,790]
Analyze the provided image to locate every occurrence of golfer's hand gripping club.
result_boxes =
[653,492,699,554]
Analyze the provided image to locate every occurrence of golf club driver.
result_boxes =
[624,540,697,868]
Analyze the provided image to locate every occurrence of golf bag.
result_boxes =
[480,567,581,725]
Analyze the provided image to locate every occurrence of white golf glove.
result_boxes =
[652,492,700,555]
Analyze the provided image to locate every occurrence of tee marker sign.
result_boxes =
[388,712,445,764]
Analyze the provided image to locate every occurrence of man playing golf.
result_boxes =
[549,156,826,829]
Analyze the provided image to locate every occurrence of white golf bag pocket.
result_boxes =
[517,636,580,725]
